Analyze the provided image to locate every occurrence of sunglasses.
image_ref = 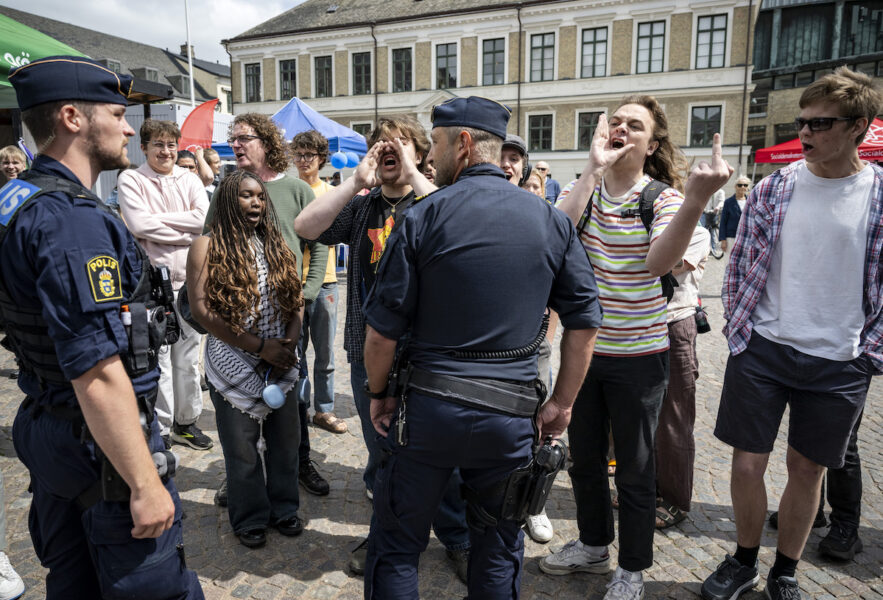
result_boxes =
[736,183,749,187]
[793,116,856,132]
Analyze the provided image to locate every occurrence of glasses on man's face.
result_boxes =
[293,153,318,162]
[793,116,856,132]
[150,142,177,151]
[227,134,261,145]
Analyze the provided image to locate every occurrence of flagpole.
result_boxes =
[184,0,195,107]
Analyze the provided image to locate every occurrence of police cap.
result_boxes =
[502,134,527,158]
[9,56,133,111]
[431,96,511,140]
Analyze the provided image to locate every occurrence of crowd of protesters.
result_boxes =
[0,58,879,600]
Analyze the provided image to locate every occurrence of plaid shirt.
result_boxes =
[722,160,883,373]
[313,187,382,364]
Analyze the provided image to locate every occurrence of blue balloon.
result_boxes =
[345,151,360,168]
[330,151,347,169]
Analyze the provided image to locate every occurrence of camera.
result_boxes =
[694,306,711,334]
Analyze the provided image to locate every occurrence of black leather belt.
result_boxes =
[406,367,540,417]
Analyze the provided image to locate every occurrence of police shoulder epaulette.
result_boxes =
[414,185,448,204]
[0,178,42,228]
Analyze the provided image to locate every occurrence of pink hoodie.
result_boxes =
[117,163,208,289]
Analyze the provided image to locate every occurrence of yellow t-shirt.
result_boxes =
[303,179,337,283]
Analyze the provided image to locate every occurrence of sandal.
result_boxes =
[655,498,686,529]
[312,412,348,434]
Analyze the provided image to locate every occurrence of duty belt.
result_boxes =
[406,367,541,417]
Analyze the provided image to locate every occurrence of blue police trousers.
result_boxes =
[13,402,203,600]
[365,391,534,600]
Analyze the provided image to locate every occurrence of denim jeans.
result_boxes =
[350,361,469,551]
[299,282,338,414]
[209,383,301,534]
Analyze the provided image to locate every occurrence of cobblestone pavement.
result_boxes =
[0,254,880,599]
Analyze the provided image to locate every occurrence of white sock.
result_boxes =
[579,542,608,558]
[615,566,643,582]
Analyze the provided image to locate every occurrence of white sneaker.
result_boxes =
[604,567,644,600]
[539,539,610,575]
[0,553,24,600]
[525,511,554,543]
[366,488,373,501]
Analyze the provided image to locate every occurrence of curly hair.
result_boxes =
[368,115,431,170]
[231,113,291,174]
[618,95,689,192]
[291,130,330,169]
[204,171,303,335]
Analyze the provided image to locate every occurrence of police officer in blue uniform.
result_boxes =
[361,96,604,599]
[0,56,203,599]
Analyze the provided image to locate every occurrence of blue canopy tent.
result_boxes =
[271,97,367,155]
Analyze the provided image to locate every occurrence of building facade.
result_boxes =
[226,0,756,189]
[748,0,883,179]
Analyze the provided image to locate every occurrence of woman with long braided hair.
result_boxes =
[186,170,306,549]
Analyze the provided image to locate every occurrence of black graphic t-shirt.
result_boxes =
[359,189,416,293]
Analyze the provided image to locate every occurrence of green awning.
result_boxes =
[0,13,86,108]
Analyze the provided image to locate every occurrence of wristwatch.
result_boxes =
[363,378,388,399]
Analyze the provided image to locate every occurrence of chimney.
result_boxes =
[180,44,194,58]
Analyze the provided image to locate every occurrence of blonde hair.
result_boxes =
[800,66,883,144]
[0,145,26,165]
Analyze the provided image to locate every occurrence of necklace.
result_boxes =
[381,192,406,214]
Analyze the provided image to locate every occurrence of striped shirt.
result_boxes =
[559,174,683,356]
[722,160,883,374]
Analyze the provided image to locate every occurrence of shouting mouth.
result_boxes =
[611,138,626,150]
[381,152,399,171]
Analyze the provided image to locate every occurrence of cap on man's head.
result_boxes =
[9,55,133,111]
[502,134,527,157]
[431,96,511,140]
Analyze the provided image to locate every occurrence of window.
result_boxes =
[482,38,505,85]
[690,105,721,147]
[392,48,412,93]
[747,125,766,163]
[581,27,607,78]
[245,63,261,103]
[352,52,371,95]
[104,59,121,73]
[279,59,297,100]
[225,90,233,110]
[528,114,553,151]
[436,43,457,89]
[577,112,603,150]
[144,68,158,82]
[530,33,555,82]
[315,56,332,98]
[636,21,665,73]
[352,123,373,136]
[750,92,768,117]
[774,122,797,144]
[695,14,727,69]
[773,73,795,90]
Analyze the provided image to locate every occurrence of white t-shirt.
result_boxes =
[667,226,711,323]
[737,198,747,212]
[752,162,874,360]
[706,189,725,212]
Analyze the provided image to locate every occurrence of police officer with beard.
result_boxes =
[361,96,603,599]
[0,56,203,599]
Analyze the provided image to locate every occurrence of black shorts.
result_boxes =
[714,333,870,468]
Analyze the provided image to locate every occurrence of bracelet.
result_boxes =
[255,338,265,354]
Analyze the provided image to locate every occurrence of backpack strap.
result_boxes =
[638,178,668,234]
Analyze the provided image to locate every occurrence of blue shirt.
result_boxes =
[363,163,603,381]
[0,155,158,406]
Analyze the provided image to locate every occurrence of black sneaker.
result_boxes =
[215,478,228,507]
[299,460,330,496]
[701,555,759,600]
[764,575,803,600]
[445,547,469,584]
[171,422,213,450]
[768,509,826,530]
[349,537,368,575]
[819,521,863,560]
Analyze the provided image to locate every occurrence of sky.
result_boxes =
[1,0,307,65]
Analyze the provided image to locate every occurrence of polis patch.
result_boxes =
[86,255,122,302]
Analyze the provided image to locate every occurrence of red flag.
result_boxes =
[179,99,219,150]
